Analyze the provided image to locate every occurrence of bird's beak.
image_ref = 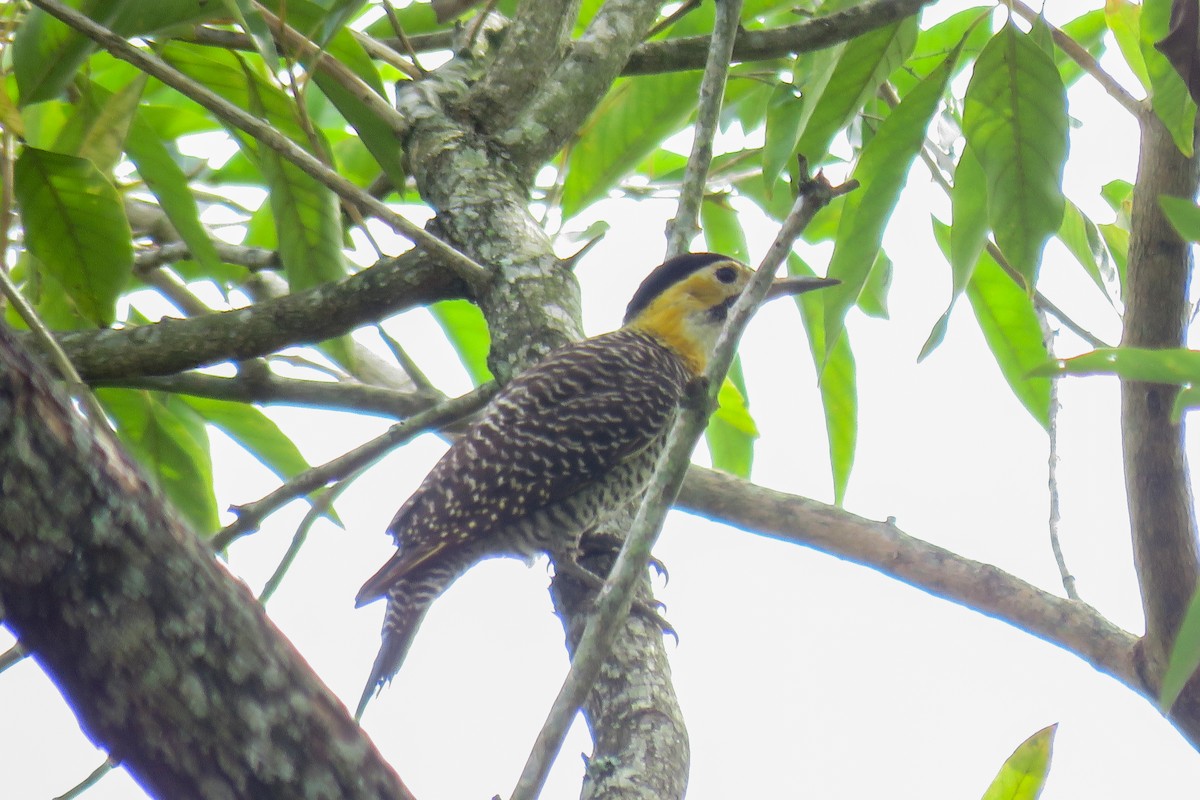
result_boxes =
[765,275,840,301]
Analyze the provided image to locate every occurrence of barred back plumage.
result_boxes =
[354,253,837,719]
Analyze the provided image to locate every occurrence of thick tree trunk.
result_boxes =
[1122,109,1200,736]
[0,328,414,800]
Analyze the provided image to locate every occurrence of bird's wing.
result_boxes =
[356,331,690,604]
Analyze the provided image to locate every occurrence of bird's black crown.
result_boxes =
[623,252,735,324]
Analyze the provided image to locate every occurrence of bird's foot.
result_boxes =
[553,558,678,643]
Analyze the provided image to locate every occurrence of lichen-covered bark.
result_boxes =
[53,250,464,381]
[551,516,689,800]
[0,327,415,800]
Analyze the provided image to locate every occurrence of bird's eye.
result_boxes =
[714,265,738,284]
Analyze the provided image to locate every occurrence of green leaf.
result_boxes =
[96,388,221,535]
[700,194,750,265]
[823,40,960,355]
[430,299,494,385]
[793,17,919,164]
[54,75,145,173]
[182,396,335,523]
[1159,194,1200,241]
[891,6,991,96]
[1056,9,1108,87]
[857,251,892,319]
[1140,0,1197,155]
[961,236,1051,429]
[920,149,989,361]
[164,43,346,291]
[221,0,281,68]
[1106,0,1152,93]
[707,372,758,478]
[13,147,132,326]
[951,148,989,272]
[1035,347,1200,384]
[1161,585,1200,712]
[791,254,856,505]
[962,22,1068,288]
[1098,222,1130,288]
[124,110,225,277]
[13,0,221,105]
[560,71,700,219]
[1057,199,1122,306]
[761,81,806,190]
[980,724,1057,800]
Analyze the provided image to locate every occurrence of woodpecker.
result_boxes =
[354,252,835,718]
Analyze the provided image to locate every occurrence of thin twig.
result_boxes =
[0,642,26,674]
[258,481,350,604]
[509,171,849,800]
[1040,315,1079,600]
[27,0,491,292]
[1010,0,1143,117]
[378,1,428,76]
[212,384,496,551]
[664,0,743,259]
[54,758,117,800]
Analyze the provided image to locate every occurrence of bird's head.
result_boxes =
[623,253,837,373]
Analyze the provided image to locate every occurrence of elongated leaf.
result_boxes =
[561,71,700,218]
[931,218,1050,427]
[1107,0,1153,93]
[823,41,960,354]
[962,22,1068,288]
[761,81,806,190]
[164,43,346,291]
[125,111,225,278]
[921,148,990,361]
[1036,346,1200,383]
[708,371,758,478]
[97,388,221,535]
[183,396,312,480]
[964,244,1051,429]
[431,299,494,385]
[791,254,856,505]
[980,725,1057,800]
[1058,200,1121,306]
[1162,586,1200,711]
[701,194,750,266]
[1140,0,1197,155]
[14,0,220,105]
[1160,194,1200,241]
[1056,10,1108,87]
[857,251,892,320]
[793,17,919,164]
[891,6,991,96]
[13,147,132,325]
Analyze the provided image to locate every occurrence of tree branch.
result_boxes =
[675,469,1141,696]
[467,0,581,132]
[50,251,464,381]
[0,325,417,800]
[1122,111,1200,688]
[623,0,933,75]
[664,0,743,258]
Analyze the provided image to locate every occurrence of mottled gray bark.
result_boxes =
[0,326,415,800]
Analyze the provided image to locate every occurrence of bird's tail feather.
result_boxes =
[354,560,463,720]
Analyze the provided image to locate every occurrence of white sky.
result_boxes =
[5,1,1200,798]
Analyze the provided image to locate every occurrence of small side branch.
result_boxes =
[664,0,743,258]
